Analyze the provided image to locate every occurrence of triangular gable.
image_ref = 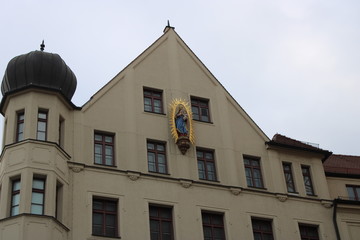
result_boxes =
[81,27,269,141]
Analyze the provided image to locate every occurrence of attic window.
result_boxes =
[144,88,163,114]
[191,97,210,122]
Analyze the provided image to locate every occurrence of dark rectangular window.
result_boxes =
[346,185,360,201]
[149,205,174,240]
[55,181,63,221]
[16,111,25,142]
[31,178,45,215]
[94,132,115,166]
[244,157,264,188]
[37,110,48,141]
[11,179,21,216]
[283,162,296,193]
[92,198,118,237]
[144,88,163,114]
[58,116,65,148]
[147,141,167,174]
[191,97,210,122]
[251,218,274,240]
[202,212,226,240]
[299,224,320,240]
[301,166,314,195]
[197,149,217,181]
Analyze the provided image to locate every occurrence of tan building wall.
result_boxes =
[0,26,357,239]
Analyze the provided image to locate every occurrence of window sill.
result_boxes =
[287,191,299,195]
[198,178,220,183]
[89,234,121,239]
[247,186,268,190]
[94,163,117,168]
[148,171,170,176]
[144,111,166,116]
[193,119,213,124]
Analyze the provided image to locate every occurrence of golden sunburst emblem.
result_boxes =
[169,99,195,154]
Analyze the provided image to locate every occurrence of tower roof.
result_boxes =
[1,50,77,101]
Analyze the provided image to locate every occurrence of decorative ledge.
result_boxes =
[127,172,141,181]
[230,187,242,196]
[276,194,288,202]
[179,179,192,188]
[68,163,84,173]
[321,200,333,208]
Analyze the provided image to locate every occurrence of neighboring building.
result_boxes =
[0,25,359,240]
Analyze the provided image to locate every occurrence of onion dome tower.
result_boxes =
[0,43,77,237]
[1,42,77,106]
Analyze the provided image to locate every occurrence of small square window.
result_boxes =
[191,97,210,122]
[346,185,360,201]
[299,224,320,240]
[251,218,274,240]
[144,88,164,114]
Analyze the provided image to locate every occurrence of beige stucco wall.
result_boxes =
[0,28,354,239]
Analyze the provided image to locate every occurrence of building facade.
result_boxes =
[0,25,359,240]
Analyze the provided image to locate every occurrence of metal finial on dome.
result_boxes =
[40,40,45,51]
[167,20,170,27]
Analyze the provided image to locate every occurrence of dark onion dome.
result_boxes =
[1,50,77,101]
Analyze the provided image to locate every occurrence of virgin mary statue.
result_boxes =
[175,105,188,135]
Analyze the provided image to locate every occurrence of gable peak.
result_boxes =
[163,20,175,33]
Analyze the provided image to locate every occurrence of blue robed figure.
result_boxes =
[175,105,188,135]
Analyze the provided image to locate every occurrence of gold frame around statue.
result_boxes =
[169,99,195,152]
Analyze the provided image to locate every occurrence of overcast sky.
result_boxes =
[0,1,359,155]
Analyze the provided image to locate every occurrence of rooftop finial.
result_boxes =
[163,20,175,33]
[40,40,45,51]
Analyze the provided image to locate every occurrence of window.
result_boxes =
[202,212,226,240]
[244,157,263,188]
[11,179,21,216]
[346,185,360,201]
[147,141,167,174]
[251,218,274,240]
[58,116,65,148]
[92,198,118,237]
[301,166,315,195]
[144,88,163,114]
[149,205,173,240]
[299,224,319,240]
[16,111,25,142]
[31,178,45,215]
[283,162,296,193]
[55,181,63,221]
[37,110,48,141]
[191,97,210,122]
[197,149,217,181]
[94,132,115,166]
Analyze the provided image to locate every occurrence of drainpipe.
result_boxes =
[333,199,341,240]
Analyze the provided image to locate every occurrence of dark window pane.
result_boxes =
[149,206,173,240]
[94,133,115,166]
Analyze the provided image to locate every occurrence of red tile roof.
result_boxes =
[267,134,332,159]
[271,134,322,151]
[324,154,360,175]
